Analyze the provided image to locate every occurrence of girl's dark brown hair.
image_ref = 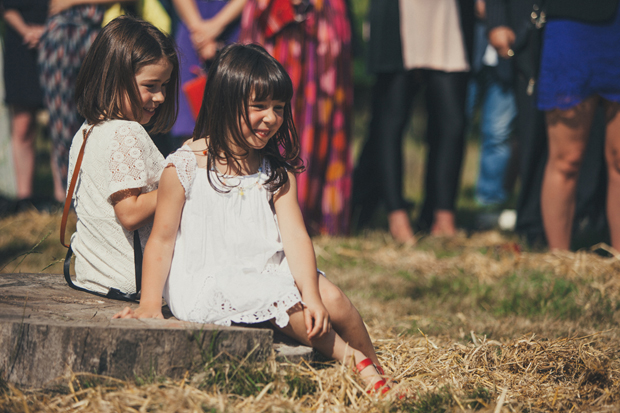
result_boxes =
[75,15,179,134]
[193,43,304,193]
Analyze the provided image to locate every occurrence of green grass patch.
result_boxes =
[400,270,618,326]
[196,359,317,398]
[393,386,494,412]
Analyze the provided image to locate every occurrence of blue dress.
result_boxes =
[171,0,241,139]
[537,7,620,110]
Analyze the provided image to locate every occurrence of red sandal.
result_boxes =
[356,358,390,395]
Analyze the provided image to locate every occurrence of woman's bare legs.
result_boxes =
[604,100,620,250]
[317,276,381,367]
[541,97,597,250]
[10,106,37,199]
[273,304,383,387]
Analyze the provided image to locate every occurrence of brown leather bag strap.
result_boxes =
[60,125,95,248]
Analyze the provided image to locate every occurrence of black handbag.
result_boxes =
[60,124,142,302]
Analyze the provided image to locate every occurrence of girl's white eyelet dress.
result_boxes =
[163,146,302,327]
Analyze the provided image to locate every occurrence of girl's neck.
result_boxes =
[215,149,261,176]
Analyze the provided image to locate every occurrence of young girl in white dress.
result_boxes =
[67,16,178,296]
[114,43,391,393]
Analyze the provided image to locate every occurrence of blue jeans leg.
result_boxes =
[476,79,516,206]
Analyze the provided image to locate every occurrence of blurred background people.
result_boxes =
[537,1,620,250]
[2,0,49,206]
[487,0,610,249]
[171,0,246,145]
[486,0,549,246]
[353,0,474,242]
[467,0,516,212]
[239,0,353,236]
[38,0,124,204]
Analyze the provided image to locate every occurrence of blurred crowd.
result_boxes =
[1,0,619,251]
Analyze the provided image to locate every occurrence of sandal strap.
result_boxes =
[355,358,375,373]
[367,378,390,395]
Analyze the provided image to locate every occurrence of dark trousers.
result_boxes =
[512,75,547,242]
[352,69,469,230]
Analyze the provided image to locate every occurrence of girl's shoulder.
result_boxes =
[103,119,149,136]
[164,145,199,197]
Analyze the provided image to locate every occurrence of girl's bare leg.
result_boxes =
[317,276,381,367]
[541,97,597,250]
[10,106,37,200]
[273,304,383,386]
[604,100,620,250]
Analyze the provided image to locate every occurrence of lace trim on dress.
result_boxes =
[109,123,152,194]
[164,147,197,198]
[206,291,302,328]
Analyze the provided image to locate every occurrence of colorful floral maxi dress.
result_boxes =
[239,0,353,235]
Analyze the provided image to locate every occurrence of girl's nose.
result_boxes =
[153,90,165,103]
[264,108,276,123]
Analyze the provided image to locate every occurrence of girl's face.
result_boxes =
[241,97,286,149]
[131,58,173,125]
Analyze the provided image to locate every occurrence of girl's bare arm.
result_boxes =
[114,166,186,319]
[112,189,158,232]
[273,171,331,339]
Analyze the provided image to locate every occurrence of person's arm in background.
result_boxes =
[486,0,516,58]
[3,8,45,48]
[172,0,247,61]
[48,0,136,16]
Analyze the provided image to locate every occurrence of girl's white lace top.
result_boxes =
[68,120,164,294]
[163,146,302,327]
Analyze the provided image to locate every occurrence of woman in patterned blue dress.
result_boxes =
[538,1,620,250]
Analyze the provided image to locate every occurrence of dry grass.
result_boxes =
[1,213,620,412]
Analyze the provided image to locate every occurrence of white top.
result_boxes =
[67,120,164,294]
[399,0,469,72]
[162,146,302,327]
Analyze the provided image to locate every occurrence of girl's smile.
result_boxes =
[134,58,173,125]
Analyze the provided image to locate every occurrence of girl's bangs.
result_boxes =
[250,62,293,102]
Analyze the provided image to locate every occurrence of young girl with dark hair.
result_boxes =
[114,43,391,394]
[67,15,179,295]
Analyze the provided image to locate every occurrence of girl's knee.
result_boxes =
[320,281,352,313]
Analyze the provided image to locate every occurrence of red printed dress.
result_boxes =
[239,0,353,235]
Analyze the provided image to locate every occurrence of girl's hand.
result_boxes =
[113,306,164,319]
[304,301,331,340]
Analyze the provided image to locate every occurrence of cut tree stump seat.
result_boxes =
[0,273,315,388]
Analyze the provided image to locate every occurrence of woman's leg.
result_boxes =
[352,71,418,242]
[317,276,380,367]
[420,70,468,236]
[274,304,383,387]
[541,97,598,250]
[10,106,37,200]
[603,100,620,250]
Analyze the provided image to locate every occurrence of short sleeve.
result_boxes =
[164,147,197,198]
[107,123,156,197]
